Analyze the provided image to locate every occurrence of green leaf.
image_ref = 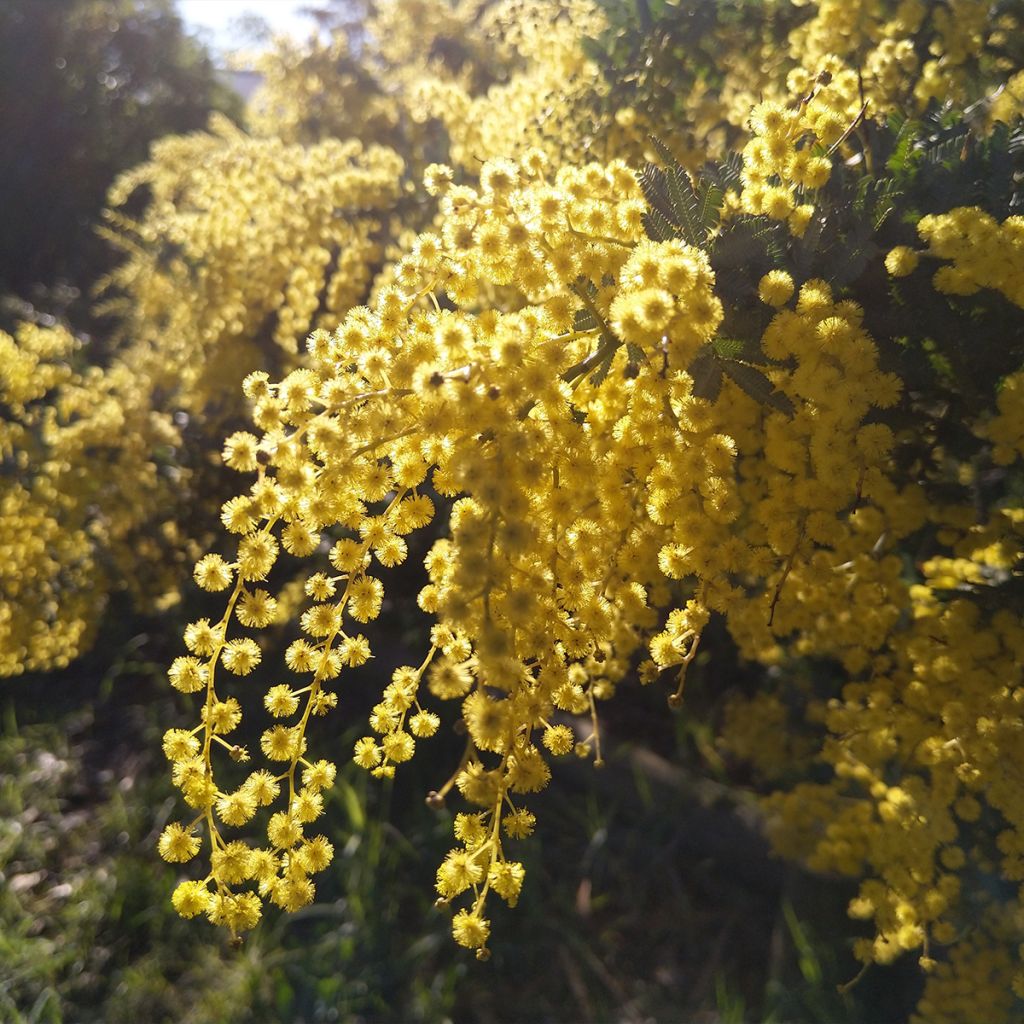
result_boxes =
[641,200,679,243]
[647,133,678,172]
[587,344,618,387]
[828,219,877,287]
[639,161,673,218]
[640,136,723,246]
[984,121,1019,215]
[691,177,725,244]
[870,178,904,230]
[580,35,609,63]
[626,342,649,366]
[918,118,970,169]
[711,336,745,361]
[687,347,723,402]
[701,151,744,194]
[720,360,794,417]
[713,214,787,277]
[713,336,771,365]
[573,306,599,332]
[885,114,919,174]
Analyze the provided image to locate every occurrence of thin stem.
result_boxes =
[768,520,806,627]
[560,334,620,386]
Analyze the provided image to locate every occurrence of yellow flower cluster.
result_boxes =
[985,371,1024,466]
[0,41,423,678]
[583,0,1022,177]
[754,570,1024,973]
[245,30,401,149]
[914,207,1024,307]
[718,690,819,782]
[738,96,842,230]
[401,0,608,172]
[99,114,404,413]
[1,320,181,675]
[991,69,1024,126]
[786,0,1020,114]
[719,254,1024,986]
[912,906,1022,1024]
[883,207,1024,469]
[245,0,611,178]
[160,151,650,945]
[0,0,1012,1004]
[193,0,1020,255]
[0,478,97,676]
[162,105,922,956]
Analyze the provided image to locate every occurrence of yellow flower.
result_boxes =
[437,850,485,898]
[158,823,200,863]
[237,533,279,581]
[451,909,490,950]
[194,554,233,592]
[267,812,303,848]
[221,638,261,676]
[353,736,381,769]
[264,685,300,718]
[210,843,254,887]
[216,789,257,826]
[381,730,415,763]
[172,880,213,919]
[162,729,200,761]
[208,892,262,932]
[237,589,278,628]
[261,725,304,761]
[488,861,525,906]
[223,431,260,472]
[302,760,337,791]
[758,270,795,307]
[243,770,280,806]
[542,724,574,755]
[297,836,334,873]
[884,246,919,277]
[168,657,207,693]
[409,710,440,737]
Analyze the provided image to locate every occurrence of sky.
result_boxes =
[177,0,316,54]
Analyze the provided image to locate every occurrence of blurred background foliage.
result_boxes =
[3,0,1023,1021]
[0,0,240,301]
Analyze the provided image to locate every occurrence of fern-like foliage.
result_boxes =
[640,136,724,246]
[687,338,794,416]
